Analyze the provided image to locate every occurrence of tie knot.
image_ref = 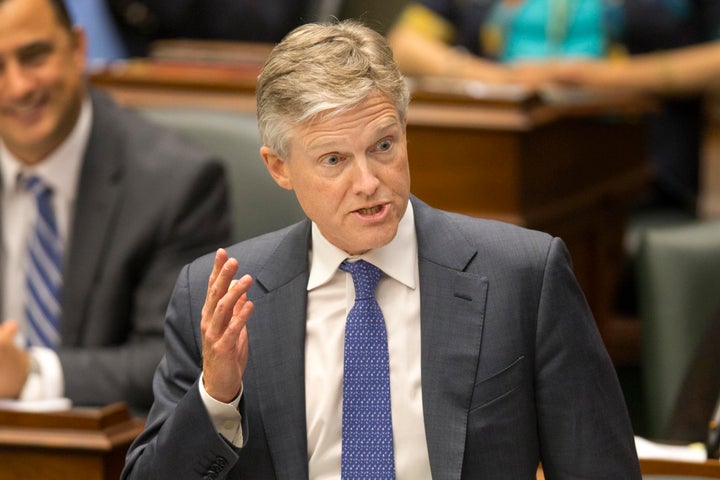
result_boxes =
[21,174,52,199]
[340,260,381,300]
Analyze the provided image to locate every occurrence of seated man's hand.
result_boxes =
[201,249,254,403]
[0,321,30,398]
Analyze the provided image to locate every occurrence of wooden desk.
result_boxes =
[642,458,720,478]
[91,61,654,365]
[90,57,261,112]
[0,402,144,480]
[538,459,720,479]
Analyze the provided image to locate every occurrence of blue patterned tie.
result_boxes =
[340,259,395,479]
[23,175,63,349]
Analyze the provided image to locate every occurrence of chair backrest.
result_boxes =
[636,220,720,439]
[136,107,306,243]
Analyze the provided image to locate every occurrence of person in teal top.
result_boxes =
[388,0,720,213]
[484,0,609,62]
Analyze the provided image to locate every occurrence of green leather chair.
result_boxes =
[636,220,720,439]
[136,107,306,243]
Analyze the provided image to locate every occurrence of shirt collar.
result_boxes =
[307,200,418,290]
[1,96,92,198]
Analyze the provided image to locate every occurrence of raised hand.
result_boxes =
[200,249,254,403]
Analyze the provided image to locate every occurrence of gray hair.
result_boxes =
[256,20,410,159]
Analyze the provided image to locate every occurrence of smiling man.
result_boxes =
[0,0,230,413]
[122,20,641,479]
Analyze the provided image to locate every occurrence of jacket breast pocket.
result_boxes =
[469,355,526,412]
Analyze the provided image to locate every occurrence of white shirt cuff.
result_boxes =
[198,372,244,447]
[19,347,64,401]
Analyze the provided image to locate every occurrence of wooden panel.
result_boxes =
[0,450,106,480]
[538,459,720,478]
[407,125,523,220]
[0,403,145,480]
[641,458,720,478]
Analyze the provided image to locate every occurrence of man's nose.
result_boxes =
[2,62,35,101]
[352,156,381,194]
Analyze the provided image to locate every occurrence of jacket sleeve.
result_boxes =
[535,238,641,478]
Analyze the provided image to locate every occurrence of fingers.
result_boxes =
[201,249,230,321]
[213,291,254,354]
[204,274,253,341]
[207,248,229,290]
[201,249,240,331]
[0,320,18,343]
[201,249,254,353]
[200,270,254,403]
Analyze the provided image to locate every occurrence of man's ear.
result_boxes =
[71,25,88,70]
[260,146,292,190]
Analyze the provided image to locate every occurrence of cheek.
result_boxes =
[384,160,411,192]
[44,55,81,93]
[56,69,81,101]
[292,177,330,213]
[47,78,81,129]
[295,180,348,223]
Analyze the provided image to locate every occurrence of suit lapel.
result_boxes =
[246,223,312,479]
[61,92,124,344]
[413,198,487,479]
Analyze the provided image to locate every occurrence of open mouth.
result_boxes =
[356,205,383,216]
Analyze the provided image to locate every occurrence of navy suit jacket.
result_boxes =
[0,90,231,412]
[123,196,640,479]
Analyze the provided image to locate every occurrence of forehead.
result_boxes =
[0,0,65,50]
[297,94,402,148]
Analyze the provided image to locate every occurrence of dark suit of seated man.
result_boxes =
[0,0,231,414]
[122,20,641,479]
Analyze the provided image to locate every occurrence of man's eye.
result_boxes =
[377,139,392,152]
[19,45,53,66]
[322,154,340,166]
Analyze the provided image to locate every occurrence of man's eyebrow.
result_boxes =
[305,120,401,152]
[16,40,54,58]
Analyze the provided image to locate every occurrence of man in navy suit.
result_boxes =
[123,20,640,479]
[0,0,230,413]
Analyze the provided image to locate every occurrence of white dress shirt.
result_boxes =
[202,201,432,479]
[0,97,92,400]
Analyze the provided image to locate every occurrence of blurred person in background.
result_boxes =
[388,0,720,215]
[0,0,231,414]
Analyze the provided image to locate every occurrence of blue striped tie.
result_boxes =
[340,259,395,479]
[23,175,63,349]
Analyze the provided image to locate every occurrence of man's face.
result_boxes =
[262,93,411,255]
[0,0,86,164]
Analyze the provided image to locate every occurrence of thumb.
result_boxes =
[0,320,19,342]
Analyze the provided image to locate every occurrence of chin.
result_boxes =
[351,235,396,255]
